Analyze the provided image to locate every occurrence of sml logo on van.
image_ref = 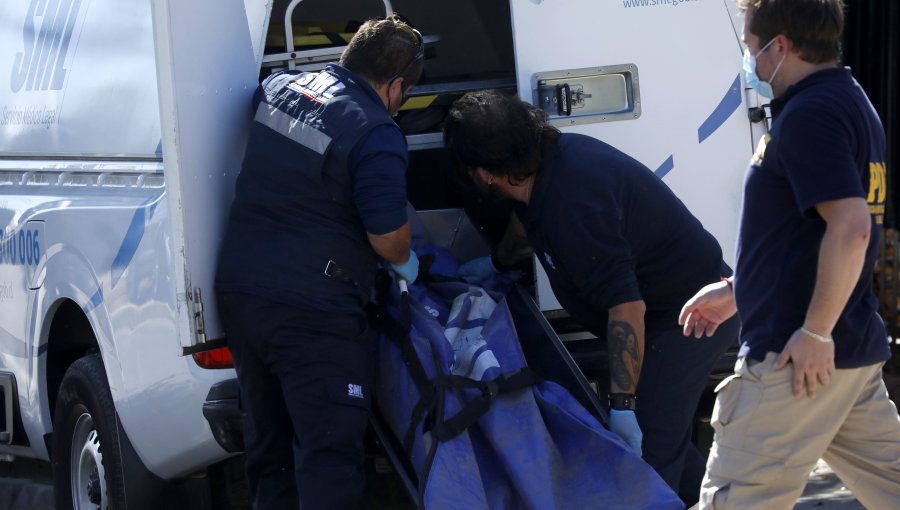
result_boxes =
[10,0,84,93]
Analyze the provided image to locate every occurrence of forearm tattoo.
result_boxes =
[608,320,642,393]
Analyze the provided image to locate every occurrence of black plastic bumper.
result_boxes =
[202,378,244,453]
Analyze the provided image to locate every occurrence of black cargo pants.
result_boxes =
[217,292,372,510]
[636,315,741,507]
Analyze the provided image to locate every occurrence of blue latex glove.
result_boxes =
[609,409,643,456]
[457,256,499,285]
[388,251,419,285]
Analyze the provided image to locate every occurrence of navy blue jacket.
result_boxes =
[216,65,407,311]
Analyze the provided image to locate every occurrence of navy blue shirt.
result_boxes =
[735,67,890,368]
[349,125,409,235]
[517,133,728,338]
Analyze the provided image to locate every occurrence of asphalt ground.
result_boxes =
[795,459,866,509]
[0,457,867,509]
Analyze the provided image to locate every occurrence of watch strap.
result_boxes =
[608,393,637,411]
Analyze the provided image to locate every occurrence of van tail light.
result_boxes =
[193,345,235,369]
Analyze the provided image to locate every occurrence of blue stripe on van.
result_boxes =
[697,74,742,144]
[110,196,161,289]
[654,155,675,179]
[83,287,103,314]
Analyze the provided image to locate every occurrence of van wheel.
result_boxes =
[53,354,128,510]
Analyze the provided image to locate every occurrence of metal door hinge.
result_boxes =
[191,288,207,343]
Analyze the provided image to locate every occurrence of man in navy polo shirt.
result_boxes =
[215,16,422,510]
[444,90,739,506]
[680,1,900,508]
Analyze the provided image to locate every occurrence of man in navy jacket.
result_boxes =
[216,16,423,510]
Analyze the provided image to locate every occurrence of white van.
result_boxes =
[0,0,760,507]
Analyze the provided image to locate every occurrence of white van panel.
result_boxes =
[0,170,234,474]
[510,0,754,311]
[0,0,161,158]
[151,0,265,345]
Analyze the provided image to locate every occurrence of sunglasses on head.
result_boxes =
[388,28,424,84]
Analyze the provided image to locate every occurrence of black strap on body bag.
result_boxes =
[366,268,539,453]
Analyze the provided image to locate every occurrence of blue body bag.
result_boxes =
[372,264,683,510]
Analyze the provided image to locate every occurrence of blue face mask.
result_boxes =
[743,38,785,99]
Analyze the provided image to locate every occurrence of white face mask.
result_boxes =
[743,37,785,99]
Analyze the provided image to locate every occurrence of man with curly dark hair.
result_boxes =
[445,89,738,506]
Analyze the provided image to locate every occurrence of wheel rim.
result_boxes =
[70,412,107,510]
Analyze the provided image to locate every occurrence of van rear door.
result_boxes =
[150,0,270,346]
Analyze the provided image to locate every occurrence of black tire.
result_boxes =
[52,353,164,510]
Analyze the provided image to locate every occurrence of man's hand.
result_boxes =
[458,256,498,285]
[609,409,642,456]
[771,197,866,399]
[774,328,835,398]
[388,251,419,285]
[678,280,738,338]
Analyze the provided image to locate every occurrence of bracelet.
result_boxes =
[800,327,833,343]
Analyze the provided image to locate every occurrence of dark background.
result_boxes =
[843,0,900,226]
[846,1,900,381]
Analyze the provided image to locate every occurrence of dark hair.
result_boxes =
[737,0,844,64]
[444,90,560,184]
[339,15,424,89]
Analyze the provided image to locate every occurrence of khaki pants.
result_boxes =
[700,352,900,510]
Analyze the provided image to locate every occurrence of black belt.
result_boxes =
[324,259,356,282]
[324,259,370,304]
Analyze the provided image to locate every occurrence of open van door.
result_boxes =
[150,0,271,347]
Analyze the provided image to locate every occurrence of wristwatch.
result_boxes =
[608,393,637,411]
